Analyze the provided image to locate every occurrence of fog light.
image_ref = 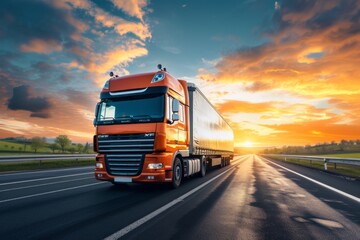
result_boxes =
[148,163,163,169]
[96,163,104,169]
[97,173,103,177]
[147,176,155,180]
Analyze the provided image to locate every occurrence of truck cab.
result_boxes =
[94,66,233,188]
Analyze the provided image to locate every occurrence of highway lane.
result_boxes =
[0,155,359,239]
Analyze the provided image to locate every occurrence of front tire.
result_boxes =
[171,157,183,189]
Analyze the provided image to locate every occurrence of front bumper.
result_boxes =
[94,152,174,183]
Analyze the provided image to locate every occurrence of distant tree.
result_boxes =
[68,146,76,154]
[55,135,71,153]
[17,136,29,152]
[49,143,60,153]
[31,137,46,153]
[76,143,84,153]
[83,142,90,153]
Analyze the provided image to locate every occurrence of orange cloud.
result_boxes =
[112,0,147,20]
[20,39,62,54]
[197,0,360,146]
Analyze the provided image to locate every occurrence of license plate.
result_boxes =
[114,177,132,183]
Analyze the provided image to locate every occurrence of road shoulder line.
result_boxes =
[262,156,360,203]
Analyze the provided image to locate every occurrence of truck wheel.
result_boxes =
[199,156,206,177]
[171,157,182,189]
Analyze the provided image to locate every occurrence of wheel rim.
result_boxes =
[175,165,181,180]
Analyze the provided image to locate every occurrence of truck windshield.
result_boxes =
[97,95,164,124]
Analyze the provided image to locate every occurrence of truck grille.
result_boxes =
[98,133,155,176]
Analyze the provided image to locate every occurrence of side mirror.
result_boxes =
[93,118,97,127]
[172,113,180,122]
[172,99,179,113]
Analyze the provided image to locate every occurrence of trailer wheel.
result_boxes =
[171,157,182,189]
[199,156,206,177]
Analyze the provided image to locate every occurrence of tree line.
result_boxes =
[263,139,360,155]
[2,135,92,154]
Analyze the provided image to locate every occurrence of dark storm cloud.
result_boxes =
[63,88,97,109]
[7,85,52,118]
[30,112,51,119]
[272,0,360,35]
[0,0,70,42]
[31,61,56,72]
[0,0,90,64]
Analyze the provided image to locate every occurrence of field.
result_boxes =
[0,140,52,154]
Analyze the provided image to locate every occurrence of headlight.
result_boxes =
[148,163,163,169]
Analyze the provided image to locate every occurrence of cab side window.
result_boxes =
[167,95,173,121]
[179,104,185,123]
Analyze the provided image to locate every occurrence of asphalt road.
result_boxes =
[0,155,359,240]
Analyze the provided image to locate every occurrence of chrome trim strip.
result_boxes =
[98,139,154,143]
[101,149,152,152]
[100,144,153,148]
[106,154,142,157]
[109,88,148,96]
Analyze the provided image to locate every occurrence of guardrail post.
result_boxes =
[334,163,337,169]
[285,157,287,162]
[324,158,327,170]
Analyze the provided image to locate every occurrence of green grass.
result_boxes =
[320,153,360,158]
[267,156,360,179]
[0,140,52,153]
[0,159,95,172]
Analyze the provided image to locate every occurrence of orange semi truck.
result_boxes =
[93,65,234,188]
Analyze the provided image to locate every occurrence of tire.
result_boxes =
[199,156,206,177]
[171,157,183,189]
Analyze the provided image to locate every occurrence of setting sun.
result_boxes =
[243,141,253,148]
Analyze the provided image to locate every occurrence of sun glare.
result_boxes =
[244,141,253,148]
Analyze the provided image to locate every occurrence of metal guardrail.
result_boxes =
[262,154,360,170]
[0,154,96,163]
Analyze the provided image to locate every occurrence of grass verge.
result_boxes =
[266,156,360,180]
[320,153,360,158]
[0,159,95,172]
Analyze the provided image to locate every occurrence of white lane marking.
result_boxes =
[262,157,360,203]
[0,177,93,193]
[0,166,93,177]
[104,159,243,240]
[0,172,91,186]
[0,182,106,204]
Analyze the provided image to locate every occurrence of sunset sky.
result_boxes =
[1,0,359,147]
